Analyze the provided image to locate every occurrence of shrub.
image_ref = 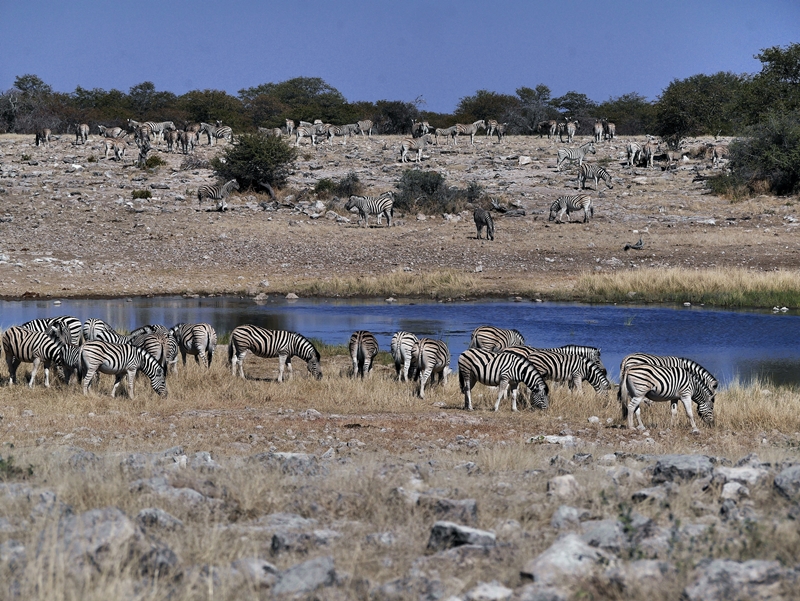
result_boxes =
[132,189,152,200]
[144,155,166,169]
[393,170,476,214]
[210,133,297,194]
[314,172,364,199]
[0,455,32,480]
[21,153,30,161]
[87,155,97,163]
[315,178,337,197]
[180,156,210,171]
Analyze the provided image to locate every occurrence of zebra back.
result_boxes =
[228,325,322,379]
[349,330,379,378]
[620,353,718,392]
[469,326,524,351]
[415,338,450,373]
[2,326,63,365]
[21,316,82,345]
[621,364,714,425]
[80,341,166,396]
[473,208,494,240]
[82,318,129,344]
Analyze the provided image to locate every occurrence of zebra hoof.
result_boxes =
[691,429,701,435]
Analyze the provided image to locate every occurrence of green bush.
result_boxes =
[335,171,363,197]
[144,155,166,169]
[394,170,476,214]
[314,178,336,197]
[132,189,152,199]
[0,455,32,480]
[210,132,296,191]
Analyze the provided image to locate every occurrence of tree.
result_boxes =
[738,43,800,125]
[596,93,656,135]
[374,100,420,134]
[551,91,597,120]
[176,89,247,130]
[454,89,520,124]
[127,82,177,118]
[239,77,349,124]
[209,133,297,198]
[13,74,52,97]
[512,84,557,133]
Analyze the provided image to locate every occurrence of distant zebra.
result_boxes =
[357,119,374,137]
[549,194,593,223]
[493,123,507,142]
[458,348,549,411]
[469,326,524,352]
[400,135,431,163]
[35,129,51,147]
[473,208,494,240]
[593,120,604,143]
[454,120,486,145]
[179,130,196,154]
[413,338,451,399]
[294,124,318,147]
[285,119,295,135]
[164,129,180,153]
[170,322,217,369]
[133,125,152,148]
[197,179,240,211]
[228,325,322,381]
[556,141,596,171]
[411,120,430,137]
[485,119,499,137]
[565,120,579,143]
[712,145,729,167]
[21,316,82,345]
[641,141,658,168]
[556,122,567,142]
[620,364,715,433]
[391,331,419,382]
[538,120,557,139]
[97,125,125,138]
[434,126,458,146]
[2,326,63,388]
[626,142,642,170]
[127,120,176,143]
[103,138,126,161]
[258,127,283,138]
[349,330,379,378]
[603,120,616,140]
[505,347,611,393]
[577,163,614,190]
[326,124,356,145]
[345,192,394,227]
[75,123,89,144]
[200,122,232,145]
[79,340,166,398]
[128,331,171,372]
[82,318,130,344]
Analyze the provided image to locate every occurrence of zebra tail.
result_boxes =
[618,373,629,419]
[207,337,215,367]
[227,337,235,366]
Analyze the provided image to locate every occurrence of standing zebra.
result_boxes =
[505,347,611,393]
[620,364,714,433]
[391,331,419,382]
[326,124,356,145]
[577,163,614,190]
[494,123,507,142]
[485,119,499,137]
[619,353,718,410]
[200,122,233,145]
[556,122,567,142]
[103,138,126,161]
[170,322,217,369]
[458,348,549,411]
[603,120,616,140]
[345,192,394,227]
[127,120,176,143]
[75,123,89,144]
[179,130,196,154]
[414,338,451,399]
[565,120,579,143]
[198,179,240,211]
[556,141,596,171]
[259,127,283,138]
[454,120,486,146]
[285,119,295,136]
[21,316,82,345]
[294,124,318,147]
[434,126,458,146]
[540,345,605,374]
[538,120,557,139]
[228,325,322,381]
[641,141,658,168]
[712,145,729,167]
[400,135,432,163]
[469,326,524,351]
[97,125,125,138]
[164,129,180,153]
[79,340,166,398]
[349,330,379,378]
[593,120,604,143]
[128,331,171,373]
[626,142,642,170]
[356,119,374,137]
[549,195,593,223]
[473,208,494,240]
[35,129,52,147]
[83,318,129,344]
[2,326,64,388]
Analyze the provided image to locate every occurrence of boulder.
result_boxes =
[272,555,336,596]
[713,466,768,486]
[550,505,590,530]
[684,559,793,601]
[580,519,630,553]
[465,580,513,600]
[651,455,713,483]
[427,521,496,552]
[417,495,478,525]
[774,465,800,500]
[547,475,582,499]
[136,507,184,532]
[520,533,616,585]
[230,557,279,589]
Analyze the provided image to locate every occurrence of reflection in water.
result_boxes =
[1,296,798,388]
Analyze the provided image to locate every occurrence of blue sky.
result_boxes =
[1,0,798,113]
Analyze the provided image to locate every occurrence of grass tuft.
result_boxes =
[297,269,480,298]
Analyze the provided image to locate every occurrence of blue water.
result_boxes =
[1,296,798,387]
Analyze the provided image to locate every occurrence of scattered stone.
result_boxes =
[271,528,341,555]
[136,507,184,532]
[465,580,513,601]
[417,495,478,525]
[773,465,800,500]
[683,559,792,601]
[231,557,279,589]
[714,466,768,486]
[520,533,616,586]
[547,475,582,499]
[0,539,26,573]
[272,555,336,596]
[515,583,569,601]
[720,482,749,501]
[189,451,220,471]
[249,451,325,476]
[285,292,299,299]
[651,455,713,483]
[426,521,496,552]
[587,416,600,424]
[550,505,590,529]
[580,519,630,553]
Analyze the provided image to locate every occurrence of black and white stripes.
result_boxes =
[577,163,614,190]
[349,330,379,378]
[454,120,486,146]
[198,179,240,211]
[200,122,233,145]
[556,141,596,171]
[3,326,63,387]
[458,347,549,411]
[79,340,167,398]
[549,194,593,223]
[473,208,494,240]
[469,326,524,352]
[345,192,394,227]
[170,323,217,368]
[391,331,418,382]
[228,325,322,381]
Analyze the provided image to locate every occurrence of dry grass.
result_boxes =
[296,269,483,299]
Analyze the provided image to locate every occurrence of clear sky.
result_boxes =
[1,0,798,113]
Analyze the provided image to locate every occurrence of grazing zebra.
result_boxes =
[82,318,130,344]
[164,129,180,152]
[21,316,82,345]
[541,345,606,374]
[179,130,196,154]
[103,138,126,161]
[494,123,507,142]
[127,120,176,143]
[593,120,604,143]
[258,127,283,138]
[128,331,171,372]
[391,331,419,382]
[556,141,596,171]
[603,120,616,140]
[349,330,379,378]
[469,326,524,352]
[549,194,593,223]
[619,353,718,394]
[58,339,83,384]
[458,348,549,411]
[712,145,729,167]
[434,126,458,146]
[356,119,374,137]
[326,124,356,145]
[294,124,318,147]
[2,326,64,388]
[400,135,432,163]
[197,179,240,211]
[228,325,322,381]
[626,142,642,170]
[413,338,451,399]
[345,192,394,227]
[473,208,494,240]
[485,119,499,137]
[200,122,232,145]
[454,120,486,145]
[75,123,89,144]
[565,120,579,143]
[538,120,557,139]
[577,163,614,190]
[97,125,125,138]
[35,129,51,147]
[620,364,714,433]
[505,347,611,393]
[170,323,217,369]
[79,340,166,398]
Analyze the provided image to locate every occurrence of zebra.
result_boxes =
[133,125,152,148]
[619,353,718,398]
[434,126,458,146]
[356,120,374,137]
[626,142,642,170]
[345,192,394,227]
[349,330,379,378]
[129,324,178,371]
[413,338,451,399]
[712,145,729,167]
[97,125,125,138]
[494,123,507,142]
[21,316,82,345]
[197,179,240,211]
[603,120,616,140]
[164,129,180,152]
[577,163,614,190]
[485,119,499,137]
[128,120,176,143]
[641,141,658,168]
[228,325,322,382]
[539,345,606,374]
[2,326,64,388]
[400,135,432,163]
[285,119,295,136]
[200,122,232,145]
[179,130,196,154]
[170,323,217,369]
[538,120,557,139]
[505,347,611,393]
[549,194,593,223]
[258,127,283,138]
[565,120,579,143]
[75,123,89,144]
[82,318,130,344]
[469,326,524,352]
[458,348,549,411]
[294,124,318,147]
[556,122,567,142]
[454,120,486,145]
[593,120,604,143]
[79,340,166,398]
[58,338,83,385]
[556,141,596,171]
[128,331,171,372]
[35,129,51,147]
[391,331,419,382]
[619,364,714,433]
[327,124,357,145]
[473,208,494,240]
[411,120,430,137]
[103,138,126,161]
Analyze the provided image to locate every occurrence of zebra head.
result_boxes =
[307,354,323,380]
[548,200,561,222]
[345,196,358,211]
[529,380,549,410]
[588,362,612,393]
[694,380,715,426]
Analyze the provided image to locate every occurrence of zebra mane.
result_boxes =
[291,332,321,361]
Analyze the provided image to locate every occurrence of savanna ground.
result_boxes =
[1,131,800,599]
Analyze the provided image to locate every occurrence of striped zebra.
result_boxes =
[619,353,718,394]
[103,138,126,161]
[127,120,176,143]
[258,127,283,138]
[345,192,394,227]
[21,316,82,345]
[549,194,593,223]
[2,326,64,388]
[179,130,196,154]
[400,135,431,163]
[198,179,240,211]
[469,326,524,351]
[540,345,605,374]
[577,163,614,190]
[75,123,89,144]
[200,122,233,145]
[620,364,715,433]
[493,123,507,142]
[603,120,616,140]
[164,129,180,153]
[473,208,494,240]
[82,318,130,344]
[170,322,217,368]
[285,119,295,135]
[485,119,499,137]
[538,120,557,139]
[556,122,567,142]
[626,142,641,170]
[326,124,357,145]
[349,330,379,378]
[35,129,52,147]
[97,125,126,138]
[228,325,322,381]
[356,120,374,137]
[391,331,419,382]
[712,145,729,167]
[505,347,611,393]
[128,331,171,372]
[556,141,596,171]
[411,120,430,138]
[133,125,152,148]
[413,338,451,399]
[641,141,658,168]
[59,339,82,385]
[565,120,579,143]
[458,348,549,411]
[593,120,604,143]
[454,120,486,146]
[294,124,319,147]
[434,126,458,146]
[79,340,166,398]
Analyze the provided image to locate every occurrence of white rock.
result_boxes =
[587,416,600,424]
[518,156,532,166]
[547,475,582,499]
[465,581,513,601]
[720,482,749,500]
[520,533,615,585]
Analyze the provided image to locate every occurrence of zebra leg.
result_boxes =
[360,209,368,227]
[463,379,474,411]
[494,381,510,412]
[111,373,125,397]
[385,209,392,227]
[419,367,432,399]
[277,354,287,382]
[351,354,359,378]
[127,368,137,399]
[181,349,188,366]
[402,356,412,382]
[28,357,42,388]
[680,393,700,433]
[628,396,645,430]
[670,401,679,427]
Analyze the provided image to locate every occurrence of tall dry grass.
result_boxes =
[295,269,482,298]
